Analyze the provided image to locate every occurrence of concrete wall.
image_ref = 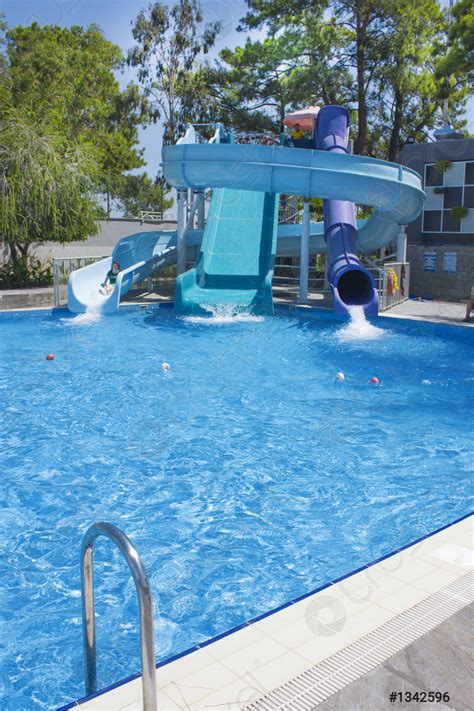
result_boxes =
[407,244,473,301]
[1,218,177,264]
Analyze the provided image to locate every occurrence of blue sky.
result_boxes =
[2,0,472,178]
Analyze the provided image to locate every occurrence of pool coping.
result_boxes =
[57,512,473,710]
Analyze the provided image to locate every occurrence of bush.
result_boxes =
[0,257,53,289]
[450,205,468,220]
[434,159,452,173]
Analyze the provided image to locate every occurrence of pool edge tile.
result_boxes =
[63,515,473,711]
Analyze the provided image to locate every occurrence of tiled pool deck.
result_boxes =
[62,514,473,711]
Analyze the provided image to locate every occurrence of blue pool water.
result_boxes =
[0,305,472,710]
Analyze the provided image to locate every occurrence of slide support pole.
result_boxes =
[299,201,310,303]
[177,190,186,275]
[197,191,205,230]
[397,225,407,263]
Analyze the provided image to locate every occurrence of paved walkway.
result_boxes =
[382,299,473,328]
[317,604,473,711]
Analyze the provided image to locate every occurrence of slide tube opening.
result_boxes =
[335,268,374,307]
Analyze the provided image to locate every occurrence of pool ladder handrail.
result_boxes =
[80,522,157,711]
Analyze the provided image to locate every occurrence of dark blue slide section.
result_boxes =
[315,106,378,315]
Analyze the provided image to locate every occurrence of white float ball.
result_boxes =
[336,372,345,381]
[162,362,171,372]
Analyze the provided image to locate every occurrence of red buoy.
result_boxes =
[45,354,55,361]
[370,376,379,384]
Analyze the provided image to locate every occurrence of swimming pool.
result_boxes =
[1,305,472,710]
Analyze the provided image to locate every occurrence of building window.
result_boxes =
[425,164,443,187]
[422,160,473,235]
[423,210,442,231]
[465,161,474,185]
[464,185,474,208]
[442,210,461,232]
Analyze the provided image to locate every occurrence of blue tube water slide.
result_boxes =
[162,108,425,316]
[315,105,378,315]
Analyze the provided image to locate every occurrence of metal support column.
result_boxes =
[177,190,186,275]
[197,191,205,230]
[298,201,310,303]
[397,225,407,263]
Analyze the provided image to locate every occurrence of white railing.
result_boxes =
[234,131,281,146]
[53,255,109,307]
[138,211,165,223]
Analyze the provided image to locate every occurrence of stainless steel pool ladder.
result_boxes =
[80,522,157,711]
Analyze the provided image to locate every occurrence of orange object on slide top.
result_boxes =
[283,106,320,132]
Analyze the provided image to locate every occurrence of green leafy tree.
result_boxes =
[5,22,146,174]
[114,172,173,218]
[0,113,101,268]
[436,0,474,85]
[215,15,351,133]
[128,0,220,143]
[218,37,294,130]
[0,14,9,108]
[236,0,471,157]
[240,1,397,155]
[372,0,470,159]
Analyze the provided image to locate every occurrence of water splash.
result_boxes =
[337,305,385,342]
[62,286,108,325]
[63,304,102,326]
[183,303,264,325]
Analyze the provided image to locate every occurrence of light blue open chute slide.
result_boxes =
[67,105,425,316]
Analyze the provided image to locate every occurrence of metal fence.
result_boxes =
[379,262,410,311]
[55,251,409,312]
[273,256,409,310]
[53,256,109,307]
[273,257,327,292]
[132,264,178,294]
[278,196,300,224]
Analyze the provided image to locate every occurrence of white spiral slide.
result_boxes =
[67,230,177,313]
